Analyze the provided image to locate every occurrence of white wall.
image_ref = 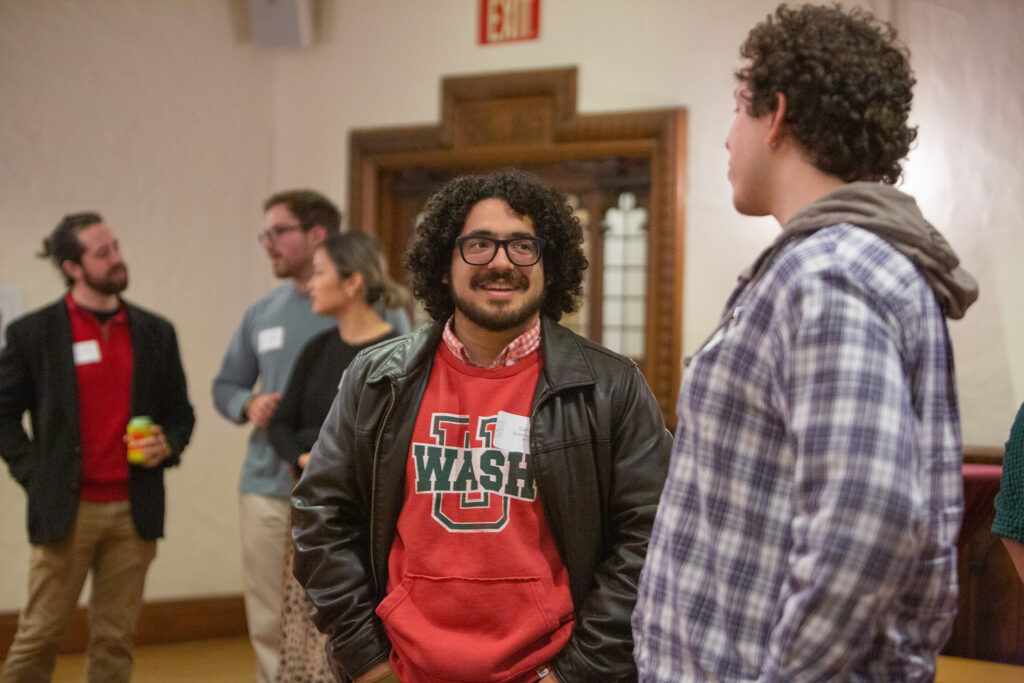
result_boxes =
[0,0,1021,609]
[897,0,1024,443]
[0,0,274,610]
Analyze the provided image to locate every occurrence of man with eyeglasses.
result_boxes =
[212,189,341,682]
[291,170,671,683]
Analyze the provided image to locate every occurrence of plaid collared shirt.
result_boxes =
[442,317,541,368]
[633,225,964,681]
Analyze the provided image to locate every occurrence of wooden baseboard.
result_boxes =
[964,446,1004,466]
[0,594,247,657]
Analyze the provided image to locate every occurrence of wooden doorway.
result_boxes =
[348,67,686,425]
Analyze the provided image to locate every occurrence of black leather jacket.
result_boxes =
[292,318,670,682]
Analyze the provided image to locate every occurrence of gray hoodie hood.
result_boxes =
[740,182,978,319]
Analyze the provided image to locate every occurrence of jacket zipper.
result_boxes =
[530,389,559,557]
[369,379,397,595]
[529,378,591,606]
[529,390,548,439]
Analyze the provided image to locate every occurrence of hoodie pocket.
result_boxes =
[377,573,567,682]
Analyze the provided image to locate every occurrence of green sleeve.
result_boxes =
[993,403,1024,540]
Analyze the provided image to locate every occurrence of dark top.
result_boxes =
[268,327,398,468]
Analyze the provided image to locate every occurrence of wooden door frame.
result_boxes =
[348,67,686,425]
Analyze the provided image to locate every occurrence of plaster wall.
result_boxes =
[0,0,274,610]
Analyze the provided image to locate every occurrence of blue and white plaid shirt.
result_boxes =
[633,225,963,681]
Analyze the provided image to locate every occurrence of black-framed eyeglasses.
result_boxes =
[455,235,545,266]
[257,223,303,245]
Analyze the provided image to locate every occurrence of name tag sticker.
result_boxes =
[72,340,101,365]
[257,326,284,353]
[494,411,531,454]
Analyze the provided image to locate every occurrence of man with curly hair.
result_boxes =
[292,169,670,682]
[633,4,978,681]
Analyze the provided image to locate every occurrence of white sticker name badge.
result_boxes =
[72,340,101,365]
[257,326,284,354]
[493,410,531,455]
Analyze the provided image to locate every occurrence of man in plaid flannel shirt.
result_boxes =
[633,4,978,681]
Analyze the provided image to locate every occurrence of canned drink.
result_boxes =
[126,416,154,464]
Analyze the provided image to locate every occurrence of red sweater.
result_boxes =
[383,343,574,682]
[67,294,133,501]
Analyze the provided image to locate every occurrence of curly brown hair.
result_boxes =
[738,3,917,184]
[404,169,587,322]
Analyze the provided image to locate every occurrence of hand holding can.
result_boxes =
[126,416,154,464]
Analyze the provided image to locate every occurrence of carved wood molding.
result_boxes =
[349,67,686,424]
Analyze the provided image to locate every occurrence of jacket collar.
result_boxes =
[364,320,444,385]
[537,317,597,391]
[365,316,597,391]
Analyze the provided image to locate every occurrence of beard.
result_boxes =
[270,250,308,279]
[84,264,129,295]
[271,255,295,279]
[452,270,543,332]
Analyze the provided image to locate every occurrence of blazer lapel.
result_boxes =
[50,301,80,426]
[125,304,148,414]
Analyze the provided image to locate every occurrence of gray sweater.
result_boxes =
[213,282,334,498]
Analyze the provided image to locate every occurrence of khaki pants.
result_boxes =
[1,500,157,683]
[239,493,290,683]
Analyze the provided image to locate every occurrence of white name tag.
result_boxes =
[72,340,101,365]
[493,410,531,454]
[257,326,284,353]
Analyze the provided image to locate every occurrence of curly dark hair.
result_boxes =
[738,3,917,184]
[404,169,587,322]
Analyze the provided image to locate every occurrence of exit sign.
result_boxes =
[479,0,540,45]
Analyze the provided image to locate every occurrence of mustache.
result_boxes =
[470,271,529,289]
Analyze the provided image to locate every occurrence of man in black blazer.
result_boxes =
[0,213,194,682]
